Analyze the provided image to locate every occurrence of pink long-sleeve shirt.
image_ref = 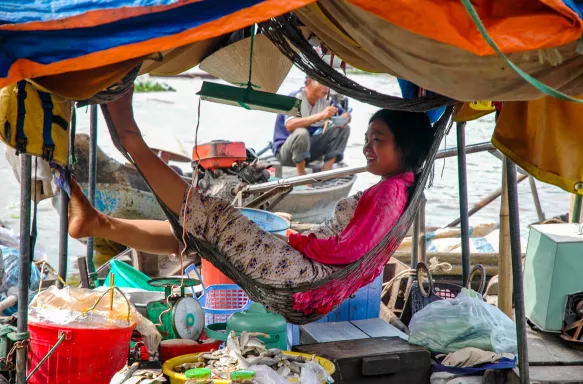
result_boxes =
[288,172,414,265]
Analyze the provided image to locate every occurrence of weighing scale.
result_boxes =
[146,278,205,341]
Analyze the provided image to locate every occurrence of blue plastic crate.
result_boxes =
[287,274,383,348]
[186,264,253,325]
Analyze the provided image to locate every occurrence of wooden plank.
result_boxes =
[77,257,90,288]
[350,318,408,341]
[527,328,583,365]
[510,366,583,383]
[299,322,368,344]
[135,251,160,277]
[159,256,195,277]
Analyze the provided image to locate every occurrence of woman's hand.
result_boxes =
[274,234,289,243]
[106,86,143,147]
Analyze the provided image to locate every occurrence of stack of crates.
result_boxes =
[287,274,383,348]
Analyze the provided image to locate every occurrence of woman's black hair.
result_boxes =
[368,109,434,174]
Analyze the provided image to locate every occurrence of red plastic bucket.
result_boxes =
[28,321,134,384]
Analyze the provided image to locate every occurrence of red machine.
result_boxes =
[190,140,271,202]
[191,140,247,170]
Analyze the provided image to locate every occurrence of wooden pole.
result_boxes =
[528,176,545,223]
[446,174,527,228]
[498,158,513,318]
[572,193,582,223]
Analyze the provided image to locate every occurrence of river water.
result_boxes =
[0,67,568,278]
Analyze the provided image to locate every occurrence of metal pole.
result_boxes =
[58,108,76,288]
[412,212,420,268]
[446,174,528,228]
[456,122,471,285]
[16,154,32,384]
[505,158,529,384]
[87,105,98,277]
[420,194,427,264]
[242,142,497,195]
[437,142,495,159]
[528,176,545,223]
[57,189,68,288]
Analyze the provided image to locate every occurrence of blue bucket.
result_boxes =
[239,208,290,236]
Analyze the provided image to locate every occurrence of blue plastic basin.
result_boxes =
[239,208,290,236]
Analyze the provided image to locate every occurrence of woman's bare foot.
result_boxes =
[68,179,104,239]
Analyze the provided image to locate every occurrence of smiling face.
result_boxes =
[363,119,404,177]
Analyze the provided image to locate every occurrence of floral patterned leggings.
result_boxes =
[177,187,361,288]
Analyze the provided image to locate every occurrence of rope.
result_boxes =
[35,260,68,293]
[76,65,141,107]
[380,257,452,299]
[260,14,457,112]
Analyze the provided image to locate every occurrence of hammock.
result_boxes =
[259,14,457,112]
[100,101,452,324]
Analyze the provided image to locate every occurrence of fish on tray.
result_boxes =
[173,331,313,380]
[110,362,166,384]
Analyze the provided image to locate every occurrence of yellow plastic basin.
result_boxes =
[162,351,336,384]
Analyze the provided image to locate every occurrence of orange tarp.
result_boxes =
[493,96,583,194]
[296,0,583,101]
[348,0,583,56]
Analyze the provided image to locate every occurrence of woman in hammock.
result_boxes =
[68,88,434,294]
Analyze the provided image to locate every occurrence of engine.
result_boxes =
[192,140,271,202]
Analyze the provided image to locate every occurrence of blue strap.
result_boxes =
[461,0,583,103]
[37,90,55,161]
[15,81,27,154]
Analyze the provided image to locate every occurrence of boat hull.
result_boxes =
[52,183,165,256]
[272,175,356,223]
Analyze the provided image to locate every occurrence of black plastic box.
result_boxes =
[293,336,431,383]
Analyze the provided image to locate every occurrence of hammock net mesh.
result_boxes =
[102,100,452,324]
[94,12,456,324]
[259,14,456,112]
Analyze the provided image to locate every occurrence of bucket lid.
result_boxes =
[227,303,287,334]
[231,370,256,380]
[185,368,212,379]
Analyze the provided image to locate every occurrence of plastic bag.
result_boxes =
[29,286,161,352]
[1,246,40,292]
[408,288,517,354]
[248,365,287,384]
[0,227,19,248]
[299,361,335,384]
